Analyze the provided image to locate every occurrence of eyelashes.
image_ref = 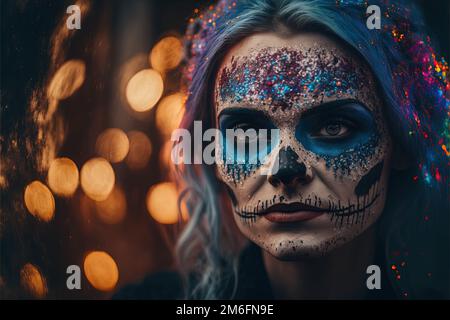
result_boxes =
[309,117,357,139]
[219,112,277,142]
[218,101,377,159]
[219,112,279,163]
[296,102,378,156]
[224,118,359,141]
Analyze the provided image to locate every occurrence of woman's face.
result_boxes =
[214,32,393,259]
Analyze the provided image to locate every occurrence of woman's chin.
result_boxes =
[240,219,372,260]
[256,236,349,260]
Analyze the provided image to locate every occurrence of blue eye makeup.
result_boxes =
[219,109,279,165]
[296,100,377,156]
[296,100,380,174]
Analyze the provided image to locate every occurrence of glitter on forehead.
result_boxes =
[217,47,366,110]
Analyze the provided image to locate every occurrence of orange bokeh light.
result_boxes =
[24,181,55,222]
[155,92,185,138]
[126,69,163,112]
[95,185,127,224]
[146,182,188,224]
[47,59,86,100]
[80,157,115,201]
[150,36,184,73]
[20,263,47,298]
[125,131,152,170]
[47,157,79,197]
[95,128,130,163]
[83,251,119,292]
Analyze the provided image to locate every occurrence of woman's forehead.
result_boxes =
[214,32,379,116]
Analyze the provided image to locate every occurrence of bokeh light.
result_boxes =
[150,36,184,73]
[95,185,127,224]
[24,181,55,222]
[118,54,148,92]
[80,158,115,201]
[83,251,119,292]
[155,92,185,138]
[95,128,130,163]
[47,157,79,197]
[125,131,152,170]
[20,263,47,299]
[159,140,180,181]
[126,69,163,112]
[146,182,187,224]
[159,140,174,169]
[47,59,86,100]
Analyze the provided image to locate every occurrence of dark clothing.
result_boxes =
[113,243,396,300]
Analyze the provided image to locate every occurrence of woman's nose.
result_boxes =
[268,147,312,188]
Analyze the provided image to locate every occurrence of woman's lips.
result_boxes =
[264,211,325,222]
[260,202,326,223]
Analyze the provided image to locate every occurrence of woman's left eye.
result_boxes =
[315,120,354,138]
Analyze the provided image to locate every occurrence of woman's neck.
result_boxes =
[262,226,377,299]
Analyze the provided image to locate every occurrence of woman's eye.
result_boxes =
[232,123,253,131]
[315,120,354,138]
[228,122,275,144]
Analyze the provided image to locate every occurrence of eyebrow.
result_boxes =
[300,99,371,118]
[217,99,371,119]
[218,107,269,119]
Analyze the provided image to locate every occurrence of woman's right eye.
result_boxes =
[231,122,254,131]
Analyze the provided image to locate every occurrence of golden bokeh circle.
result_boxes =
[47,157,79,197]
[126,69,163,112]
[80,158,115,201]
[125,131,152,170]
[95,185,127,224]
[155,92,185,137]
[95,128,130,163]
[146,182,186,224]
[20,263,47,298]
[83,251,119,292]
[24,181,55,222]
[150,36,184,73]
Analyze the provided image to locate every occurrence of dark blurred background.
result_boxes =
[0,0,448,299]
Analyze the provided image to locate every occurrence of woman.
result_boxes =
[116,0,449,299]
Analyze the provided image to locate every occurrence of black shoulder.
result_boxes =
[112,271,183,300]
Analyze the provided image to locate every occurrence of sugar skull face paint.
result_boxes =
[214,32,393,259]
